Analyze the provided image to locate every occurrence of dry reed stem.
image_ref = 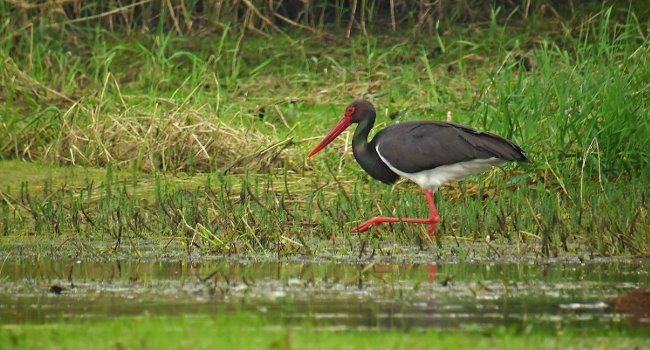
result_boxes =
[3,0,595,38]
[346,0,358,38]
[242,0,281,33]
[273,12,317,33]
[389,0,396,31]
[63,0,153,25]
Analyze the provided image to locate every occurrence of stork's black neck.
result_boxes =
[351,112,399,185]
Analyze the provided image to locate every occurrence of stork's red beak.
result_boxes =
[308,115,352,157]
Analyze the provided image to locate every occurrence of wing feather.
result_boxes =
[374,121,528,174]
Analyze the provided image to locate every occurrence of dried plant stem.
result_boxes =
[346,0,358,38]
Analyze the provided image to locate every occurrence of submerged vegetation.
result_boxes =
[0,1,648,256]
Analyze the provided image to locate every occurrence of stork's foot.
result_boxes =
[351,216,438,234]
[351,217,390,233]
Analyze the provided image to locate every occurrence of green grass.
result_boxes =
[2,313,649,350]
[0,4,649,255]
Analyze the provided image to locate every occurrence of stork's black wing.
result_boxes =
[373,121,528,174]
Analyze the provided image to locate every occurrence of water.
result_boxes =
[1,256,648,330]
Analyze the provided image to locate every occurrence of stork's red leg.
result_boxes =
[352,189,440,238]
[423,189,440,237]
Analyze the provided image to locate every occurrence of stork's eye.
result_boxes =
[346,107,355,115]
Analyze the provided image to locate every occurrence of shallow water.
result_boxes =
[1,257,648,330]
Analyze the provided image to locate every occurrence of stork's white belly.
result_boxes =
[377,148,504,191]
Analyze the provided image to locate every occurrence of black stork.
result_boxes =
[308,99,528,238]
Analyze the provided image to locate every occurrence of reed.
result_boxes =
[4,1,611,37]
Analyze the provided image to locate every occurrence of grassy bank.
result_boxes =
[1,3,648,255]
[2,6,649,176]
[2,312,649,350]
